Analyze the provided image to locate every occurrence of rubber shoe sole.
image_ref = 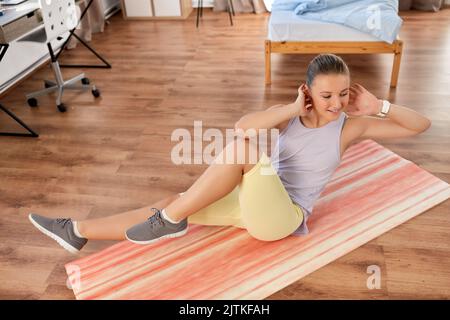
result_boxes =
[125,225,189,245]
[28,214,80,254]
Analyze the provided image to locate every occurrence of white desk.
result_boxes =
[0,0,69,137]
[0,0,69,94]
[0,0,117,136]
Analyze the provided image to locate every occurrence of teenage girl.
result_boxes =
[29,54,431,254]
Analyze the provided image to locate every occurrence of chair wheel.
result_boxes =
[57,103,67,113]
[81,77,90,85]
[44,82,52,88]
[92,88,100,98]
[27,98,38,107]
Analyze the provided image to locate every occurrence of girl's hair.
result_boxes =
[306,54,350,87]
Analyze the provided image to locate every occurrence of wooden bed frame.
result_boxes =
[265,39,403,88]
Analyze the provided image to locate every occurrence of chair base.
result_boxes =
[25,60,98,108]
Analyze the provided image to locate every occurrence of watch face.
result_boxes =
[382,100,390,113]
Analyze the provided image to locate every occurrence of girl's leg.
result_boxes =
[177,139,303,242]
[187,185,244,228]
[163,138,258,222]
[238,153,304,241]
[77,193,180,240]
[77,137,257,240]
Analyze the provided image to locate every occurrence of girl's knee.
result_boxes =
[221,137,260,166]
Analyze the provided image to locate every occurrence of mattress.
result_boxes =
[268,10,381,42]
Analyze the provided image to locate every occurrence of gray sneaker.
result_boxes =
[28,213,88,254]
[125,208,188,245]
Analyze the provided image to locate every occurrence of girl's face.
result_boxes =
[305,74,350,119]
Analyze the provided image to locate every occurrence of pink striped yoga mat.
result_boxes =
[65,139,450,300]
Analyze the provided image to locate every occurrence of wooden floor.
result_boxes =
[0,8,449,299]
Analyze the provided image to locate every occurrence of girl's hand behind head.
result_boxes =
[294,83,313,117]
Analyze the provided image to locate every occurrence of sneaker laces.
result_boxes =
[147,208,165,227]
[55,218,71,228]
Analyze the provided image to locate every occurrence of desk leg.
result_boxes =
[56,0,111,69]
[0,104,39,137]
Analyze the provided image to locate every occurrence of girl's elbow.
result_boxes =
[415,119,431,135]
[422,119,432,132]
[234,119,245,131]
[234,119,252,135]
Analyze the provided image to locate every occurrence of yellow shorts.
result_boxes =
[186,153,304,242]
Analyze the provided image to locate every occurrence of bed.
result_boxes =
[265,10,403,87]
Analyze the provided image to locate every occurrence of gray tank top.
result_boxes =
[271,112,348,235]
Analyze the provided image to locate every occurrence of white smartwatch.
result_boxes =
[376,100,391,118]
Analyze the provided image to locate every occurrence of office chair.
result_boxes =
[23,0,100,112]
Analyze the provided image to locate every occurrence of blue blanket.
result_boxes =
[271,0,402,43]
